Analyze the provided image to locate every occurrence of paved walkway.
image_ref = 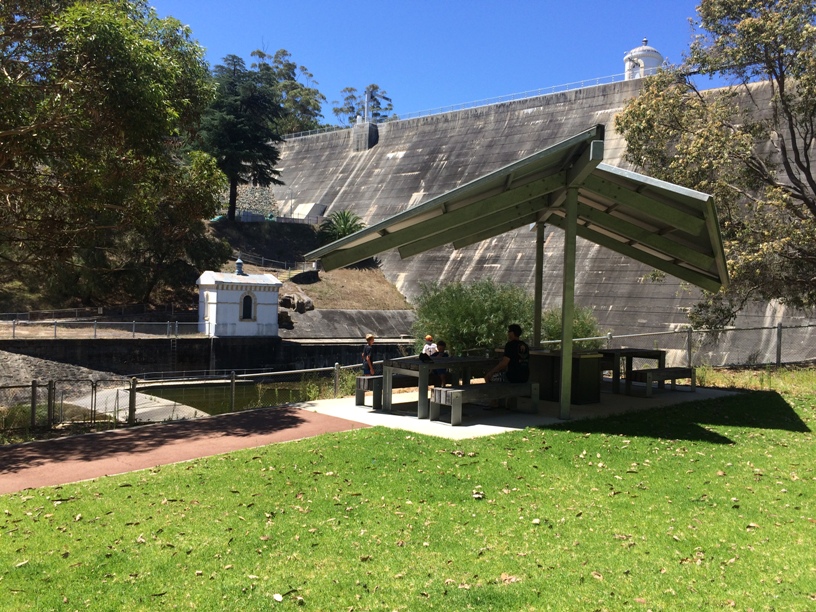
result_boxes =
[0,405,367,495]
[1,384,734,496]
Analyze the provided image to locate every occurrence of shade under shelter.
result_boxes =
[306,124,729,418]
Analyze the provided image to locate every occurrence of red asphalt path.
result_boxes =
[0,406,368,495]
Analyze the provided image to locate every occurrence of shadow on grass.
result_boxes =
[539,391,811,444]
[0,404,309,475]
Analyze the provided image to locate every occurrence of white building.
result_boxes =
[196,260,283,337]
[624,38,664,80]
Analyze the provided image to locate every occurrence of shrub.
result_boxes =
[541,306,606,350]
[411,279,534,355]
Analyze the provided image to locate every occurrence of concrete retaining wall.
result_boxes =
[258,80,814,343]
[0,337,412,377]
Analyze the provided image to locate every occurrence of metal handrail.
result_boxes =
[284,72,629,139]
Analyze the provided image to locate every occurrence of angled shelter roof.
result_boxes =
[306,124,729,293]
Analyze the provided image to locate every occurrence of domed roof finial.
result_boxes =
[624,38,663,80]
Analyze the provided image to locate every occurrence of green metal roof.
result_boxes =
[306,124,729,293]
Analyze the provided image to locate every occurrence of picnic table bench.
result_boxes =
[355,374,415,410]
[626,367,696,397]
[429,382,540,426]
[382,356,497,417]
[598,348,667,395]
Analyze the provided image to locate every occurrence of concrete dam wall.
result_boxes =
[261,80,814,341]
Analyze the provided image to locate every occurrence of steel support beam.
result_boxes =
[559,187,578,419]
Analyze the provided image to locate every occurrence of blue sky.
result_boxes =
[150,0,709,124]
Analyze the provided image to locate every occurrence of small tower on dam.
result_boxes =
[624,38,664,80]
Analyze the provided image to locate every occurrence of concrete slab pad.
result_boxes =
[295,384,739,440]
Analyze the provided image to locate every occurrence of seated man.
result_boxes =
[484,324,530,383]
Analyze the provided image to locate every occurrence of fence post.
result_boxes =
[776,323,783,366]
[90,381,97,424]
[230,371,236,413]
[128,378,137,425]
[47,380,55,426]
[175,321,179,337]
[94,320,97,339]
[12,319,16,339]
[686,327,693,368]
[132,321,136,338]
[334,362,341,397]
[30,380,38,428]
[167,321,170,337]
[53,320,57,338]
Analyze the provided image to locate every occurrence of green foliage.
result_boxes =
[0,0,226,306]
[317,210,366,245]
[251,49,326,135]
[412,279,534,355]
[332,84,393,125]
[336,368,359,397]
[615,0,816,325]
[540,306,605,349]
[197,54,284,221]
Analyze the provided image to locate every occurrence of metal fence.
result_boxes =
[2,324,814,437]
[0,364,360,435]
[284,72,629,139]
[0,303,178,322]
[457,324,816,371]
[0,319,204,339]
[231,251,317,278]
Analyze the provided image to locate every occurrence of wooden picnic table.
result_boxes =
[382,356,496,417]
[598,347,667,394]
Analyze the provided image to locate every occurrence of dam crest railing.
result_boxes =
[285,72,629,140]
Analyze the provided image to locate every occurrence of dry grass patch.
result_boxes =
[237,263,410,310]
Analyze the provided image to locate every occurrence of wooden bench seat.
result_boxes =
[355,375,415,410]
[430,382,540,426]
[627,367,696,397]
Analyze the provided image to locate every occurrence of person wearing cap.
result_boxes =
[421,334,438,356]
[362,333,376,375]
[484,324,530,383]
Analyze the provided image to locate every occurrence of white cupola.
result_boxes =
[623,38,664,80]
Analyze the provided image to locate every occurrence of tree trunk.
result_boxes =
[228,178,238,221]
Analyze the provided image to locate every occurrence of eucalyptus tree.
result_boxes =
[0,0,226,305]
[332,84,393,125]
[615,0,816,326]
[252,49,326,134]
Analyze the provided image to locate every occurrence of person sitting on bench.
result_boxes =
[484,324,530,383]
[430,340,449,387]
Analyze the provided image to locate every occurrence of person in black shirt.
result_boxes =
[484,324,530,383]
[362,333,376,375]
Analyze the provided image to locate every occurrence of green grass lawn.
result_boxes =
[1,373,814,610]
